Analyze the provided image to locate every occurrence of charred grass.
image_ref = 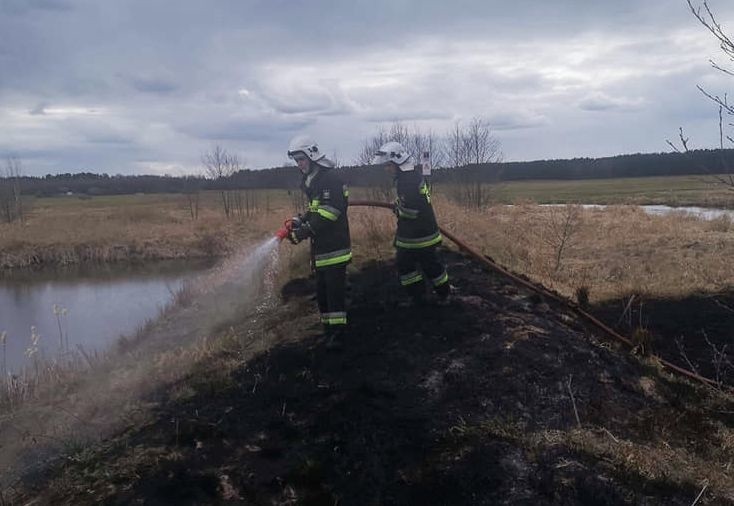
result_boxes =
[429,198,734,388]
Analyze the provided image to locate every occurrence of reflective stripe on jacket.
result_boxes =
[302,165,351,268]
[394,169,441,250]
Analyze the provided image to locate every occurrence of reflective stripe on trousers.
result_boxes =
[321,311,347,325]
[314,248,352,268]
[395,232,442,249]
[431,270,449,287]
[400,271,424,286]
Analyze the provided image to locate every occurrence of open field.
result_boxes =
[3,173,732,270]
[443,174,734,207]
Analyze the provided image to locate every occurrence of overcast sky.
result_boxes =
[2,0,734,176]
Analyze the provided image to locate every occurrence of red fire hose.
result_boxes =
[348,199,733,395]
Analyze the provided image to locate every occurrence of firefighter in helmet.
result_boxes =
[373,141,449,304]
[286,135,351,346]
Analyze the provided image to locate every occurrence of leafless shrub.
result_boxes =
[541,205,582,273]
[232,189,259,218]
[575,285,590,309]
[702,329,732,387]
[289,190,306,215]
[1,156,25,223]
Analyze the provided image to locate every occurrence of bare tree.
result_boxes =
[202,145,231,179]
[447,120,468,168]
[388,121,410,146]
[442,117,504,208]
[672,1,734,190]
[202,145,241,218]
[408,126,445,170]
[355,126,388,166]
[464,117,503,165]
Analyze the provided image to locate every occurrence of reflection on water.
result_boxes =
[639,205,734,221]
[0,259,214,374]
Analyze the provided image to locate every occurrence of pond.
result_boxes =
[0,259,214,375]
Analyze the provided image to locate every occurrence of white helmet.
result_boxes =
[372,141,414,171]
[287,135,325,163]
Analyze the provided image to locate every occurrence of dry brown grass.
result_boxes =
[434,198,734,303]
[0,191,291,269]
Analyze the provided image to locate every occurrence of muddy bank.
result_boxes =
[10,251,734,505]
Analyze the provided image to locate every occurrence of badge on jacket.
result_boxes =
[322,189,330,200]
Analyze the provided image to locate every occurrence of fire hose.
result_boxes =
[346,200,733,395]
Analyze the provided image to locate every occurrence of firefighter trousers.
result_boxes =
[396,246,449,299]
[316,264,347,329]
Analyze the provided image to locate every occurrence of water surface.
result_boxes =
[0,259,213,374]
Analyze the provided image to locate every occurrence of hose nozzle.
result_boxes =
[275,218,296,241]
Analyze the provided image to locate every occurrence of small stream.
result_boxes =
[538,204,734,221]
[0,259,214,375]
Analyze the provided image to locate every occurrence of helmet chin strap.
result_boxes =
[304,163,320,187]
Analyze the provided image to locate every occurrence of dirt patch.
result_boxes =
[10,250,734,505]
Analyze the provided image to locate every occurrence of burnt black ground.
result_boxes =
[592,291,734,386]
[14,250,734,505]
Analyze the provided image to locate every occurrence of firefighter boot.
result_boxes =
[324,326,346,352]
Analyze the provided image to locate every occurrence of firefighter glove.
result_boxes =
[288,223,311,244]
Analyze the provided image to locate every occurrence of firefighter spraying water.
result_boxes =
[276,136,352,350]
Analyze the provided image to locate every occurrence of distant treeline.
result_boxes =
[7,149,734,196]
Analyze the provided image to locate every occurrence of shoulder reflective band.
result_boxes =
[400,271,424,286]
[314,249,352,268]
[419,182,432,203]
[431,271,449,287]
[395,232,442,249]
[316,204,341,221]
[321,311,347,325]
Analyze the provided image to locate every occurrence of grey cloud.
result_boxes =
[4,0,734,174]
[488,112,548,131]
[130,77,179,95]
[29,103,48,115]
[578,93,645,112]
[176,115,313,143]
[1,0,73,15]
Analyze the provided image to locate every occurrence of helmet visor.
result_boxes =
[371,150,391,165]
[288,150,308,161]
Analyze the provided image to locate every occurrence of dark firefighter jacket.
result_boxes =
[393,167,442,249]
[301,163,351,269]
